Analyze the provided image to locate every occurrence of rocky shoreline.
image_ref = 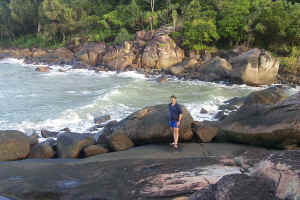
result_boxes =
[0,28,300,199]
[0,85,300,200]
[0,27,286,86]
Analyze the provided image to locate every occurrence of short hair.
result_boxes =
[170,95,176,99]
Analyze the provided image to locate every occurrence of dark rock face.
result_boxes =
[252,150,300,200]
[218,92,300,149]
[29,143,55,159]
[192,121,219,143]
[56,133,95,158]
[0,130,31,161]
[100,104,194,145]
[189,174,277,200]
[230,48,279,85]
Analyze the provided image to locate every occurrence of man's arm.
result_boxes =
[177,104,183,126]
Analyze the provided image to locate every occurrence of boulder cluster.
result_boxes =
[0,28,280,86]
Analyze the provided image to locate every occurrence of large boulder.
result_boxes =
[168,58,198,76]
[76,42,106,66]
[230,48,279,85]
[0,130,31,161]
[102,41,137,71]
[218,86,289,113]
[142,34,184,70]
[218,92,300,149]
[99,104,194,145]
[189,174,277,200]
[252,150,300,200]
[56,133,95,158]
[34,47,74,65]
[28,143,55,159]
[107,132,135,151]
[195,57,232,82]
[243,86,288,107]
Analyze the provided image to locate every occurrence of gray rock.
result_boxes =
[102,104,194,145]
[189,174,277,200]
[56,133,95,158]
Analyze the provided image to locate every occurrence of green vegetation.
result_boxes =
[0,0,300,62]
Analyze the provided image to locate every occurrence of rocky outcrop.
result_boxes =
[218,86,289,114]
[29,143,55,159]
[142,33,184,70]
[0,130,31,161]
[191,57,232,82]
[252,150,300,200]
[0,143,273,200]
[56,133,95,158]
[75,42,106,66]
[230,48,279,85]
[31,47,74,65]
[243,86,288,107]
[102,41,137,71]
[218,92,300,149]
[99,104,194,145]
[189,174,277,200]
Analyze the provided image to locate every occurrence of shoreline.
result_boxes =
[0,28,289,87]
[0,56,266,137]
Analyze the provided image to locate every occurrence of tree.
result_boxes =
[9,0,43,35]
[183,18,219,52]
[0,1,15,39]
[217,0,251,47]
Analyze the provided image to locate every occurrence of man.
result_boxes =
[168,95,183,149]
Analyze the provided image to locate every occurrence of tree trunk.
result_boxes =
[37,22,41,33]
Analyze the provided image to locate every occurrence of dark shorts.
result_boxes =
[169,120,179,128]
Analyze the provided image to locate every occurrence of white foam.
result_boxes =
[116,71,147,79]
[185,96,228,121]
[101,86,122,101]
[0,58,26,65]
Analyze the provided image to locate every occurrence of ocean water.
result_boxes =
[0,58,261,135]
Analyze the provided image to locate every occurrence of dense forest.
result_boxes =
[1,0,300,58]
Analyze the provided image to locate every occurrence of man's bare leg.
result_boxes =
[174,127,179,146]
[170,127,175,145]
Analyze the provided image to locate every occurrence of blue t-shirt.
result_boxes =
[168,103,183,121]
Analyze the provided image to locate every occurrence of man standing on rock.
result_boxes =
[169,95,183,149]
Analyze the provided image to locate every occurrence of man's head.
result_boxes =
[170,95,176,104]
